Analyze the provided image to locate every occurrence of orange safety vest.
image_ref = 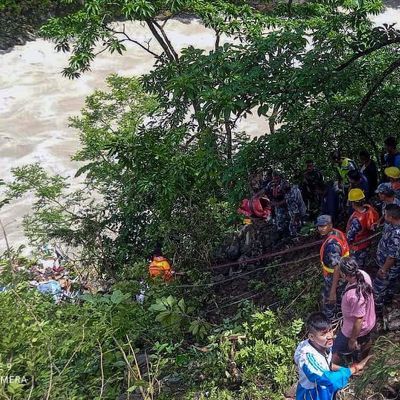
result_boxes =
[346,204,379,251]
[149,256,173,282]
[320,229,350,276]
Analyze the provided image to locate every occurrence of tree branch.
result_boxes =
[146,19,176,61]
[287,0,293,17]
[268,103,280,135]
[225,119,232,160]
[336,37,400,72]
[215,30,221,50]
[354,57,400,121]
[153,19,179,61]
[105,25,159,58]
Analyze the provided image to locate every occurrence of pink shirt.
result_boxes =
[341,270,376,338]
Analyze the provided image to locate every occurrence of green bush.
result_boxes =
[0,283,164,399]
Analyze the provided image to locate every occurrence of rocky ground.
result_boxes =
[0,2,79,53]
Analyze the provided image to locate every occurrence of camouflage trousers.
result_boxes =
[288,212,302,237]
[322,274,346,321]
[274,206,289,232]
[350,249,369,268]
[373,263,400,308]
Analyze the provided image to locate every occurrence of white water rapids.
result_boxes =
[1,6,400,251]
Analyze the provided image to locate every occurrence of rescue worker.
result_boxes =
[148,244,174,282]
[374,184,400,228]
[283,182,307,237]
[265,172,288,233]
[317,215,350,321]
[302,159,324,215]
[359,150,378,197]
[346,189,379,268]
[315,182,340,226]
[331,150,357,189]
[373,204,400,314]
[382,136,400,169]
[384,166,400,199]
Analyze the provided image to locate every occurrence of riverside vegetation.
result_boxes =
[1,0,400,398]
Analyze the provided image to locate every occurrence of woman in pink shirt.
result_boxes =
[332,256,376,365]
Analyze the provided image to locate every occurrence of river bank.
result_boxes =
[1,3,400,252]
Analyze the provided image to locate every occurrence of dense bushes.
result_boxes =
[0,283,158,399]
[0,273,308,400]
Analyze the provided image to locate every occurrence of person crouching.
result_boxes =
[294,312,370,400]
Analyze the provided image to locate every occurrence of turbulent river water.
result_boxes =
[1,5,400,251]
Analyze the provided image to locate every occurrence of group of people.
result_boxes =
[146,138,400,398]
[293,137,400,399]
[249,136,400,236]
[295,204,400,398]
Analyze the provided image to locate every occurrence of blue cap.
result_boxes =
[375,183,394,196]
[316,214,332,226]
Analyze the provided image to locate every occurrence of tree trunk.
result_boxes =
[225,120,232,160]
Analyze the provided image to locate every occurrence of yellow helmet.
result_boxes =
[348,188,365,202]
[385,166,400,179]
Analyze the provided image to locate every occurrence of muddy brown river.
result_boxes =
[1,5,399,251]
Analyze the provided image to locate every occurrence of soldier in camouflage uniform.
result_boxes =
[373,204,400,313]
[284,182,307,236]
[374,184,400,229]
[265,172,289,233]
[317,215,349,321]
[346,189,379,268]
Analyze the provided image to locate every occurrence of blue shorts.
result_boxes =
[332,330,372,357]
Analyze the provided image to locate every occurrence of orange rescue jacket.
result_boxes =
[346,204,379,251]
[320,229,350,277]
[149,256,173,282]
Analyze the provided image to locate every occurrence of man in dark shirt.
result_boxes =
[359,150,378,197]
[316,182,340,226]
[382,136,400,169]
[302,159,324,216]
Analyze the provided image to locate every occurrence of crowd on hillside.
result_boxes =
[147,136,400,400]
[263,136,400,400]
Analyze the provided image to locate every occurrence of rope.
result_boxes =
[211,239,323,270]
[174,231,382,289]
[175,254,320,289]
[210,229,382,271]
[205,261,319,313]
[207,292,280,314]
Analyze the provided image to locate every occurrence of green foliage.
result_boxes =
[149,296,210,339]
[5,1,400,398]
[354,335,400,396]
[0,254,309,400]
[236,311,303,394]
[0,282,164,399]
[6,75,236,276]
[166,310,304,399]
[149,296,192,329]
[0,0,51,14]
